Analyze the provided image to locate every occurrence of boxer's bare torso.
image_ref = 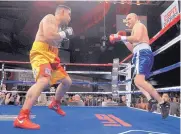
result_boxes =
[35,14,62,47]
[131,22,149,47]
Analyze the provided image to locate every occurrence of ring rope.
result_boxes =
[118,62,180,85]
[2,86,180,94]
[0,69,112,75]
[149,62,180,77]
[0,61,128,67]
[153,34,180,56]
[0,62,180,85]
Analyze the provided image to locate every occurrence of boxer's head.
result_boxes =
[125,13,139,29]
[55,5,71,26]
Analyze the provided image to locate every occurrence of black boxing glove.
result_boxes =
[59,27,73,39]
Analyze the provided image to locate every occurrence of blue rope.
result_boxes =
[119,62,181,84]
[0,62,180,85]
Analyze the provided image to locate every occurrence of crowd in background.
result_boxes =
[0,84,180,117]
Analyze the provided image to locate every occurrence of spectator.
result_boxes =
[119,95,127,106]
[5,92,20,105]
[68,94,84,106]
[0,84,7,91]
[102,97,118,107]
[156,93,170,113]
[170,97,180,117]
[36,93,47,106]
[61,97,68,106]
[0,92,5,105]
[139,97,148,110]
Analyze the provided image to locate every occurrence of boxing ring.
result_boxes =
[0,14,180,134]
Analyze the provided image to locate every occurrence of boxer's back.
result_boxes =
[34,14,60,47]
[132,22,150,47]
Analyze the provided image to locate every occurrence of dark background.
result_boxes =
[0,1,180,89]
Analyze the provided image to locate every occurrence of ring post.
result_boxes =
[125,63,131,107]
[0,63,5,90]
[112,58,120,98]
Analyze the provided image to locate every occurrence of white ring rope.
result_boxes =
[153,34,180,56]
[2,86,180,94]
[0,69,111,75]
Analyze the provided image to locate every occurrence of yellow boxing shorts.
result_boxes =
[30,41,68,85]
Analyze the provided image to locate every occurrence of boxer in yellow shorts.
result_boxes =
[14,5,73,129]
[30,41,68,85]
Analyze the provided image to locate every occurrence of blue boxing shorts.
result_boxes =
[132,43,154,79]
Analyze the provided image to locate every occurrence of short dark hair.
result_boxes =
[56,5,71,13]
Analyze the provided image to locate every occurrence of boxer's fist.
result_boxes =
[109,34,121,44]
[64,27,74,37]
[117,30,126,36]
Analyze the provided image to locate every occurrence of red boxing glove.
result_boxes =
[109,34,127,44]
[109,34,121,44]
[117,30,127,36]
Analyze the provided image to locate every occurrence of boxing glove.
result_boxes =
[117,30,130,44]
[64,27,74,37]
[109,34,127,44]
[117,30,127,36]
[59,27,73,39]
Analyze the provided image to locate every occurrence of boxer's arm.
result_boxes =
[43,15,64,40]
[126,23,144,43]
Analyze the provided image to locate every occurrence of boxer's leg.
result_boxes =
[48,65,72,115]
[22,76,50,110]
[134,49,163,103]
[14,62,52,129]
[132,52,155,104]
[55,77,72,101]
[134,49,170,118]
[134,84,152,101]
[134,74,163,103]
[51,65,72,101]
[22,64,52,110]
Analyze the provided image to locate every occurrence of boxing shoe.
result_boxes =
[48,98,66,116]
[14,109,40,130]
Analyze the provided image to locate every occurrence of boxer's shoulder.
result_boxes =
[42,14,56,23]
[132,22,145,33]
[134,22,144,29]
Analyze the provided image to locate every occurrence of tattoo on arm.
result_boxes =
[46,17,55,25]
[43,15,62,40]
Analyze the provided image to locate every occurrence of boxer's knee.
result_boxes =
[61,76,72,88]
[26,76,50,99]
[37,76,51,87]
[134,74,146,87]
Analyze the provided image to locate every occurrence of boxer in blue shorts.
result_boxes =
[109,13,170,119]
[132,43,154,79]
